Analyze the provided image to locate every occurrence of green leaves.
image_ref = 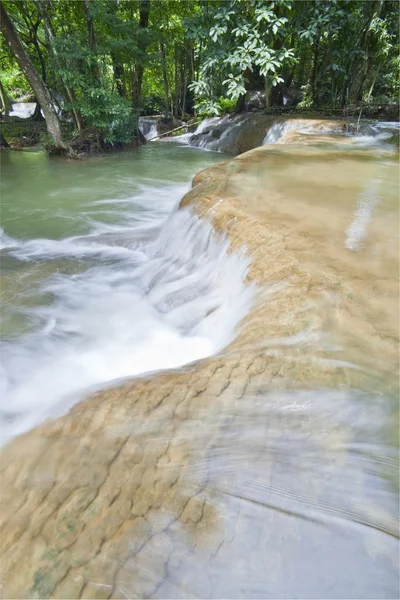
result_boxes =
[222,73,246,99]
[2,0,398,134]
[209,24,227,42]
[187,0,296,108]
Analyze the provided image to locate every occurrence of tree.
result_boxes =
[37,0,84,132]
[132,0,150,108]
[187,0,295,115]
[0,0,69,151]
[0,0,398,153]
[0,77,12,114]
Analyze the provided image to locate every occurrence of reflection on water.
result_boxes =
[0,139,399,599]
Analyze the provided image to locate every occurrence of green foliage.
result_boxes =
[141,92,165,115]
[195,96,237,117]
[188,0,296,110]
[1,69,31,100]
[1,120,44,147]
[1,0,398,150]
[218,96,236,114]
[75,88,133,144]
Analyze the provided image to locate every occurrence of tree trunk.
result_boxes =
[0,78,12,115]
[83,0,100,83]
[235,94,246,113]
[0,1,69,151]
[182,41,191,117]
[160,41,170,115]
[32,36,47,83]
[84,0,96,51]
[264,75,271,110]
[174,43,179,118]
[310,31,321,105]
[19,3,47,82]
[132,0,150,109]
[356,0,385,102]
[64,86,84,132]
[37,1,84,133]
[32,99,45,121]
[356,55,373,103]
[366,65,381,102]
[112,59,126,98]
[341,77,350,110]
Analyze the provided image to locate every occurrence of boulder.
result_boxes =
[245,90,265,111]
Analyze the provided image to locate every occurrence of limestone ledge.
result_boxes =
[0,147,395,599]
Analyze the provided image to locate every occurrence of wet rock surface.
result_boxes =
[1,144,399,598]
[188,114,348,154]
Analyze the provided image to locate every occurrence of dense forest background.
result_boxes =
[1,0,398,152]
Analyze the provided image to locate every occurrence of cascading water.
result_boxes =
[183,114,399,155]
[0,148,254,444]
[9,102,37,118]
[262,118,344,144]
[185,115,344,153]
[138,116,159,140]
[182,115,250,152]
[173,116,223,145]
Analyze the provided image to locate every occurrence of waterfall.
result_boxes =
[262,118,343,144]
[1,198,254,443]
[138,117,159,141]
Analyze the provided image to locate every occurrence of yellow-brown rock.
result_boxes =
[1,142,398,599]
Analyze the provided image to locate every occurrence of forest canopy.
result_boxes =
[1,0,398,151]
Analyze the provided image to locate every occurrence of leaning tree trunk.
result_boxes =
[37,1,84,133]
[0,1,69,151]
[366,65,381,102]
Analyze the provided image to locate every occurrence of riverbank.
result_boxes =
[1,138,398,598]
[2,104,399,155]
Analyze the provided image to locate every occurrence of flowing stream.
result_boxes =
[0,145,252,442]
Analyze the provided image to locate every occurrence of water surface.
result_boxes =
[1,145,253,442]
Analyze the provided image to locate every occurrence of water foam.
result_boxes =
[0,227,18,250]
[174,117,223,146]
[262,119,342,144]
[0,199,254,443]
[138,117,159,141]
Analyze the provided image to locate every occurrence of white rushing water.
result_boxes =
[0,180,254,444]
[151,115,398,153]
[9,102,37,118]
[262,118,343,144]
[138,117,159,141]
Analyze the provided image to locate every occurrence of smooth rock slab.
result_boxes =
[1,143,398,599]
